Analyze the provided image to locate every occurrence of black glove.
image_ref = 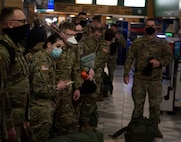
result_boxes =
[142,57,154,76]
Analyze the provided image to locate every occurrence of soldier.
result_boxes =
[53,22,82,135]
[29,33,66,142]
[78,28,101,130]
[94,29,115,102]
[0,7,30,142]
[123,18,173,138]
[107,23,127,94]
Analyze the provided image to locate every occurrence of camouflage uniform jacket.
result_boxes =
[94,39,110,71]
[0,33,29,138]
[109,33,126,60]
[29,50,56,106]
[124,35,173,80]
[78,35,99,72]
[55,44,82,91]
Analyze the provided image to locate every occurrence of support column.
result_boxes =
[147,0,154,18]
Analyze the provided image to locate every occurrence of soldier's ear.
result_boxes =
[47,42,52,49]
[7,21,14,28]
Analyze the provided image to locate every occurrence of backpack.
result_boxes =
[46,129,103,142]
[102,72,113,97]
[110,117,157,142]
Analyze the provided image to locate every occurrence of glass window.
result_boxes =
[124,0,146,7]
[96,0,118,6]
[75,0,92,4]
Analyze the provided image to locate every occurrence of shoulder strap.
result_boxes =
[0,40,15,65]
[110,126,128,138]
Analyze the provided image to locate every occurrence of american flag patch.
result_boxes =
[41,65,49,70]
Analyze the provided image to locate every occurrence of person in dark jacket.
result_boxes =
[26,19,47,54]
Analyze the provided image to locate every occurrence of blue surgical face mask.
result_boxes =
[51,47,62,58]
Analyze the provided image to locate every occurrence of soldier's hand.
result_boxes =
[150,59,160,68]
[73,89,80,101]
[124,76,129,84]
[56,80,68,90]
[89,69,95,77]
[87,75,93,81]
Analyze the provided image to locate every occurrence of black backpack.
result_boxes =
[110,117,157,142]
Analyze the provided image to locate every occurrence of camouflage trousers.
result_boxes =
[107,57,117,82]
[29,103,54,142]
[95,69,104,101]
[77,92,98,123]
[132,79,163,123]
[53,90,79,135]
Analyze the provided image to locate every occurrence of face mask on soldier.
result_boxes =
[51,47,62,58]
[67,36,78,45]
[145,27,155,35]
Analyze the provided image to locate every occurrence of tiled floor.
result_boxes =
[97,65,181,142]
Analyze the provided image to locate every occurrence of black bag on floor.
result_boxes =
[102,72,113,97]
[110,117,157,142]
[46,129,103,142]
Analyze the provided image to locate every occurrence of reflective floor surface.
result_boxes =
[97,66,181,142]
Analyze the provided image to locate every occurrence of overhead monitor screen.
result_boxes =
[124,0,146,7]
[154,0,179,17]
[35,0,54,12]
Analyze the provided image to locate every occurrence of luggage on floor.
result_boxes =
[110,117,157,142]
[102,71,113,97]
[46,129,103,142]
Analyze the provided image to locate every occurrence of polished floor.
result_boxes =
[97,65,181,142]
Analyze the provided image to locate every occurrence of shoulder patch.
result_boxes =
[41,64,49,71]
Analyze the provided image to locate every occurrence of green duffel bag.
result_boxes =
[110,117,157,142]
[47,129,103,142]
[125,117,157,142]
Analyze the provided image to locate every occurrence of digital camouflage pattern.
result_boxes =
[124,35,173,80]
[53,44,82,134]
[0,33,29,141]
[107,33,126,82]
[78,35,99,124]
[29,50,57,142]
[124,35,173,123]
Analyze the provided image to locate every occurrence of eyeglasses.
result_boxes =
[10,19,27,25]
[62,31,75,37]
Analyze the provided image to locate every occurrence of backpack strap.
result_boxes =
[109,126,128,138]
[0,40,15,65]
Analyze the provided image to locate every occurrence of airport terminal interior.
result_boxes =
[1,0,181,142]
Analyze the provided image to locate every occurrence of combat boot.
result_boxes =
[80,121,93,131]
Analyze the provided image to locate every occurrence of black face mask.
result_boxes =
[145,27,155,35]
[2,24,30,43]
[79,20,87,27]
[75,33,83,42]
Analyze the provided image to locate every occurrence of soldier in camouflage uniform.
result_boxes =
[53,22,82,135]
[78,28,102,130]
[123,18,173,138]
[0,7,30,142]
[94,29,115,102]
[107,23,126,94]
[29,34,66,142]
